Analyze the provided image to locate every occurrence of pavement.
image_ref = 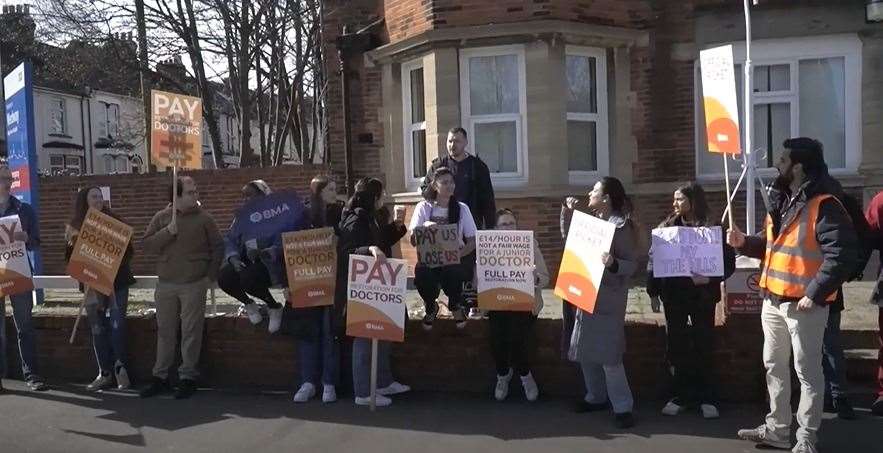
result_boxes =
[0,381,881,453]
[25,281,881,330]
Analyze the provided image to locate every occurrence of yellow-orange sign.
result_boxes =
[283,228,337,308]
[345,255,407,342]
[554,211,616,314]
[0,215,33,297]
[66,209,133,296]
[151,90,203,169]
[700,45,741,155]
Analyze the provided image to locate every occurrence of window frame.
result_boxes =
[49,97,67,136]
[459,45,529,186]
[565,45,610,184]
[402,58,428,191]
[694,34,862,181]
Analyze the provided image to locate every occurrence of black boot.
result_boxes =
[174,379,198,400]
[139,377,171,398]
[833,397,856,420]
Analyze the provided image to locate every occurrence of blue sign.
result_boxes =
[4,62,43,280]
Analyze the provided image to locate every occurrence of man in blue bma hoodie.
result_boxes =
[219,181,310,333]
[0,160,47,392]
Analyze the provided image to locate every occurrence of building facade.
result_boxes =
[323,0,883,274]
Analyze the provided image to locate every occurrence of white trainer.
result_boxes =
[520,372,539,402]
[268,308,283,333]
[701,403,720,419]
[355,395,392,407]
[114,361,131,390]
[377,381,411,396]
[86,373,114,392]
[244,304,263,325]
[495,369,512,401]
[322,385,337,403]
[293,382,316,403]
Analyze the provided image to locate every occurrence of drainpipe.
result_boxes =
[85,86,94,173]
[80,94,87,172]
[338,35,354,195]
[334,18,383,195]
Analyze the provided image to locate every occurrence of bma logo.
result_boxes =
[249,203,290,223]
[5,111,18,129]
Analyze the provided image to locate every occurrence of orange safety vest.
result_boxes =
[759,194,843,303]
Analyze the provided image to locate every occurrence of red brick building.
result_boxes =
[323,0,883,276]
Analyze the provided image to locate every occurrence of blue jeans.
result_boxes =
[822,310,847,400]
[298,307,339,386]
[352,338,393,398]
[85,288,129,375]
[0,293,38,381]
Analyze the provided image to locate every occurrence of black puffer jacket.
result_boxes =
[739,173,859,306]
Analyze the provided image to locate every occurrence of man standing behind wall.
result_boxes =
[427,127,497,313]
[139,176,224,400]
[728,138,858,453]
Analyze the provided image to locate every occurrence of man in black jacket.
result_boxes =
[426,127,497,313]
[426,127,497,230]
[728,138,858,453]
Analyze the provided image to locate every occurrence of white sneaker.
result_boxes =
[86,373,114,392]
[737,425,790,450]
[792,440,818,453]
[377,381,411,396]
[661,399,686,416]
[355,395,392,407]
[268,308,283,333]
[245,304,263,325]
[322,385,337,403]
[701,403,720,419]
[520,372,539,402]
[292,382,316,403]
[495,369,512,401]
[114,361,130,390]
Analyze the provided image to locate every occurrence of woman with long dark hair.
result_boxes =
[338,178,410,407]
[568,177,638,429]
[409,167,477,330]
[65,186,136,391]
[647,182,735,419]
[292,175,344,404]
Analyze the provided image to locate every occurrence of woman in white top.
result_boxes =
[409,167,477,329]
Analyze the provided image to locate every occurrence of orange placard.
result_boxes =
[700,45,742,155]
[554,211,616,314]
[283,228,337,308]
[476,230,535,312]
[0,215,34,297]
[345,255,407,342]
[151,90,203,169]
[66,209,133,296]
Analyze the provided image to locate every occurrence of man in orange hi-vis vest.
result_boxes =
[727,138,858,453]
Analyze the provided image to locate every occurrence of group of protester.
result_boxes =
[0,129,882,453]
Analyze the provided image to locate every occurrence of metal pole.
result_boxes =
[370,338,378,411]
[743,0,756,234]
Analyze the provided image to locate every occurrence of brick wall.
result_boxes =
[385,0,655,42]
[4,314,765,401]
[36,165,330,275]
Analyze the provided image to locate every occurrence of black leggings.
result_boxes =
[663,296,717,405]
[488,311,534,376]
[415,264,466,313]
[218,259,281,309]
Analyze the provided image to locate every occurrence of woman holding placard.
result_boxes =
[647,182,735,419]
[488,209,548,402]
[567,177,638,429]
[65,186,136,391]
[338,178,409,407]
[291,175,344,404]
[409,167,477,330]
